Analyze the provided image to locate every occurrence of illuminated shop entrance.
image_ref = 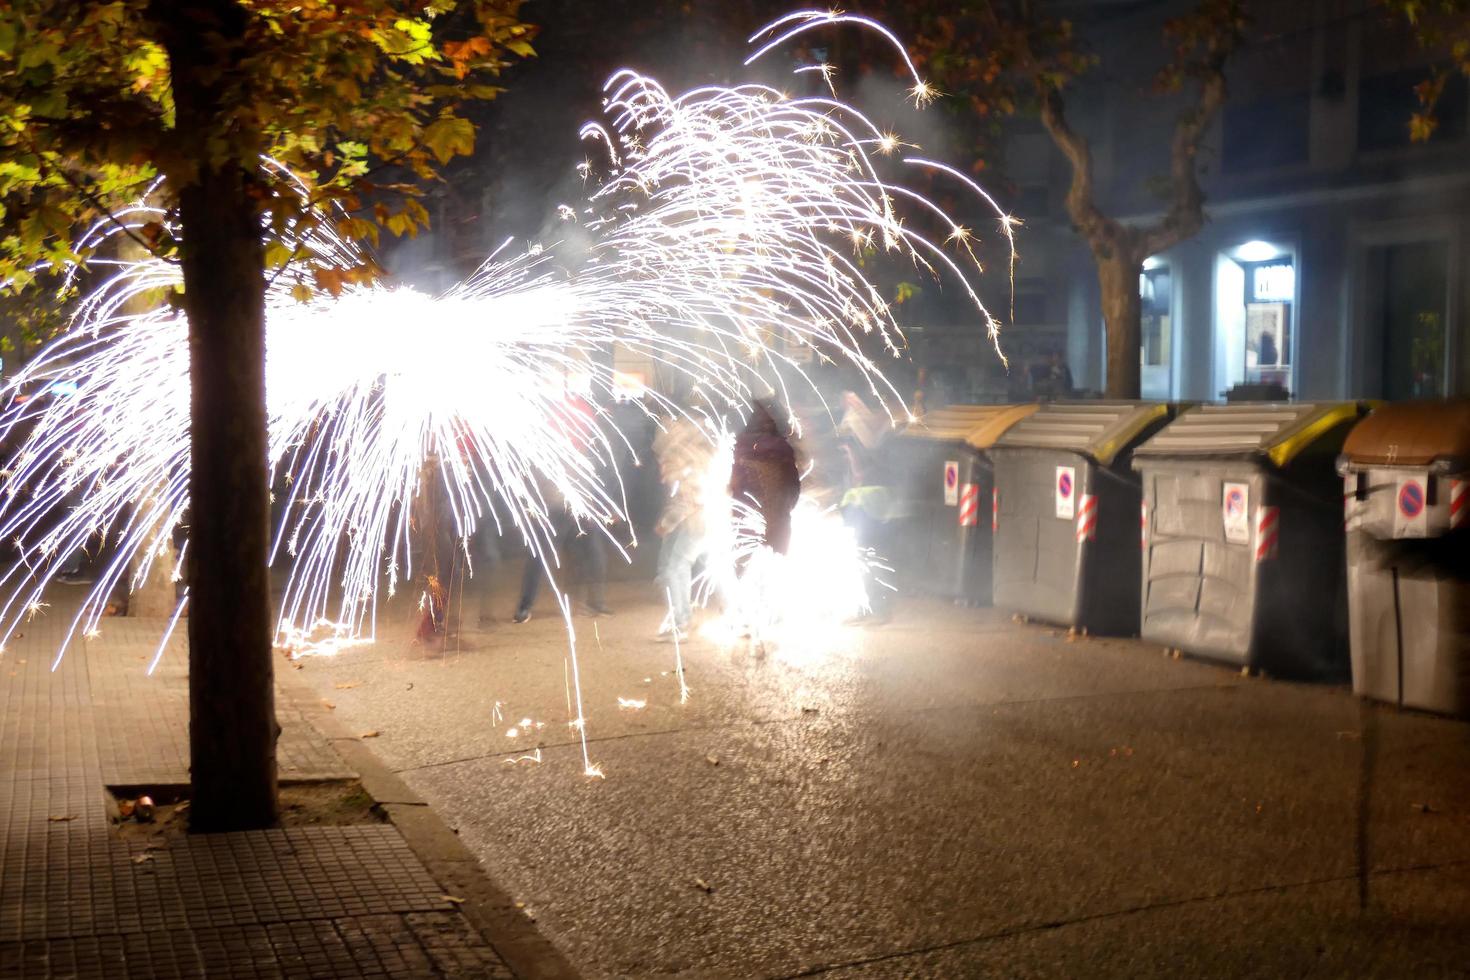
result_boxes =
[1214,240,1295,397]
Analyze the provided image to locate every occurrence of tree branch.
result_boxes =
[26,143,171,263]
[1140,40,1232,256]
[1139,75,1225,256]
[1036,86,1125,254]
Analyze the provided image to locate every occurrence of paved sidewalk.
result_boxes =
[0,588,520,979]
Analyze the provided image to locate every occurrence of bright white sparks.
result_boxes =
[0,12,1013,773]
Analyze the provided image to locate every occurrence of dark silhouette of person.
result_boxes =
[1030,349,1074,400]
[1258,330,1279,366]
[729,401,800,558]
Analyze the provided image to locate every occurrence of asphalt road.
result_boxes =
[296,571,1470,979]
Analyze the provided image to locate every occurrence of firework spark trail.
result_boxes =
[680,428,879,655]
[0,13,1013,770]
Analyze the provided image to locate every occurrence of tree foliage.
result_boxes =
[0,1,535,308]
[1382,0,1470,140]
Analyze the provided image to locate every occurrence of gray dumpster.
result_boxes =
[990,401,1174,634]
[891,404,1039,604]
[1340,401,1470,715]
[1133,402,1369,679]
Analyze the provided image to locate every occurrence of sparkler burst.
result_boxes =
[672,429,882,657]
[0,13,1013,771]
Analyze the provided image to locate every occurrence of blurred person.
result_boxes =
[1258,329,1279,366]
[513,395,614,623]
[839,430,897,624]
[1030,348,1074,400]
[837,389,884,453]
[652,415,712,638]
[729,400,800,560]
[835,390,888,500]
[512,495,610,623]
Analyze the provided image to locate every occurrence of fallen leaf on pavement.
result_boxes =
[693,877,714,893]
[47,814,76,822]
[705,754,719,766]
[358,730,380,739]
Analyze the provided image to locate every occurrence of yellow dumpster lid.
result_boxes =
[1342,400,1470,467]
[905,403,1040,449]
[1134,402,1369,469]
[992,401,1173,467]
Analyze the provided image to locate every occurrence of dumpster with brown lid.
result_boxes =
[1340,400,1470,715]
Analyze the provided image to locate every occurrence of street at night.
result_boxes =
[287,576,1470,978]
[6,0,1470,977]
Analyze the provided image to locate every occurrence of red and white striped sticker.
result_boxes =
[991,487,1000,532]
[1140,499,1148,548]
[1452,478,1467,530]
[1254,505,1280,562]
[1075,493,1097,542]
[958,482,979,527]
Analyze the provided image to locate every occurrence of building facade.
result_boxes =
[1001,0,1470,403]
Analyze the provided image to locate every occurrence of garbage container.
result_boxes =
[990,401,1175,634]
[890,404,1039,604]
[1340,400,1470,715]
[1132,402,1369,678]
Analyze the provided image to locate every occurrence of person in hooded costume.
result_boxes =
[729,401,801,560]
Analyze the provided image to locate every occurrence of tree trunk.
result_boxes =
[178,166,278,832]
[160,3,279,832]
[1097,251,1143,400]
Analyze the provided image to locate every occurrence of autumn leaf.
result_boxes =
[422,115,475,164]
[1409,112,1439,142]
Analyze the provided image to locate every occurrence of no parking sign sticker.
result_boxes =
[1222,482,1250,544]
[1055,465,1075,520]
[1394,476,1428,539]
[943,460,959,506]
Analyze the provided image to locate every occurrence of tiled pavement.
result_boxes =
[0,592,516,978]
